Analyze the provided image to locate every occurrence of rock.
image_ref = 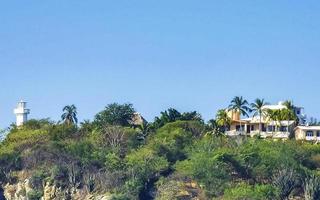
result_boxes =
[3,179,113,200]
[3,179,31,200]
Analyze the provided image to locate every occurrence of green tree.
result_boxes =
[180,111,203,121]
[283,100,297,133]
[61,105,78,125]
[266,109,283,136]
[207,119,224,137]
[94,103,135,127]
[215,109,231,132]
[151,108,181,129]
[228,96,251,134]
[251,98,268,136]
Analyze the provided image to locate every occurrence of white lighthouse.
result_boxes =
[14,100,30,126]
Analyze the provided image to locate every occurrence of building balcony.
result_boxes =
[225,131,247,136]
[306,136,320,141]
[225,130,290,139]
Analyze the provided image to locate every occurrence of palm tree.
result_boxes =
[207,119,224,138]
[61,105,78,125]
[283,100,297,133]
[215,109,231,133]
[266,109,277,137]
[251,98,268,136]
[228,96,251,135]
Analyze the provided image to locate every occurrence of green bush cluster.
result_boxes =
[1,104,320,200]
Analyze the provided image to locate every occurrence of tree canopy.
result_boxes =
[94,103,135,127]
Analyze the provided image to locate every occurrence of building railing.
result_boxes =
[306,136,320,141]
[225,130,290,139]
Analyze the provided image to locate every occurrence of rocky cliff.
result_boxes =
[3,179,112,200]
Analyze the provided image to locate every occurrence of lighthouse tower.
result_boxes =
[14,100,30,126]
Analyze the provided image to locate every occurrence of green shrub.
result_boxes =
[27,189,43,200]
[175,149,232,197]
[223,182,278,200]
[105,152,123,171]
[49,124,78,141]
[30,169,47,189]
[51,165,68,188]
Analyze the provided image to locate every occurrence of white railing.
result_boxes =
[225,131,247,136]
[225,131,290,139]
[306,136,320,141]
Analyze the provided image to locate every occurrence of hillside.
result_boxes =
[1,105,320,200]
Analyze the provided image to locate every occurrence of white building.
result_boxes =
[226,101,304,139]
[295,126,320,141]
[13,100,30,126]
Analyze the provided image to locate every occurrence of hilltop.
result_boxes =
[0,102,320,200]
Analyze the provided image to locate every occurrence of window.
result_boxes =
[280,126,287,132]
[317,131,320,137]
[262,124,266,132]
[236,125,245,131]
[251,125,255,131]
[268,126,275,132]
[306,131,314,137]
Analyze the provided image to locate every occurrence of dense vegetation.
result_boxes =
[1,100,320,200]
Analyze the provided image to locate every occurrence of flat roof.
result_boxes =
[295,126,320,130]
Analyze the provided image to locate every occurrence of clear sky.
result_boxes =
[1,1,320,128]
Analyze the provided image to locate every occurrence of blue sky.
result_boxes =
[1,1,320,128]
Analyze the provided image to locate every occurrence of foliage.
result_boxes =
[1,103,320,199]
[272,168,298,200]
[30,169,47,189]
[228,96,251,117]
[124,148,169,197]
[155,178,182,200]
[223,182,278,200]
[304,174,320,200]
[150,121,203,162]
[61,105,78,125]
[27,189,43,200]
[22,118,53,130]
[215,109,231,132]
[94,103,135,127]
[251,98,268,133]
[175,146,233,197]
[151,108,203,129]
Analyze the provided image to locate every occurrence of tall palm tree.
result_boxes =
[283,100,294,111]
[283,100,297,133]
[61,105,78,125]
[251,98,268,136]
[207,119,224,138]
[215,109,231,133]
[266,109,277,137]
[228,96,251,135]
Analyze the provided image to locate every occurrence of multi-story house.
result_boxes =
[225,101,305,139]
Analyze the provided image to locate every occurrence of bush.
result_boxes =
[51,165,69,188]
[304,174,320,200]
[272,168,298,200]
[175,149,232,197]
[27,189,43,200]
[223,182,278,200]
[30,169,47,189]
[124,148,169,197]
[49,124,78,141]
[22,119,53,130]
[150,121,202,163]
